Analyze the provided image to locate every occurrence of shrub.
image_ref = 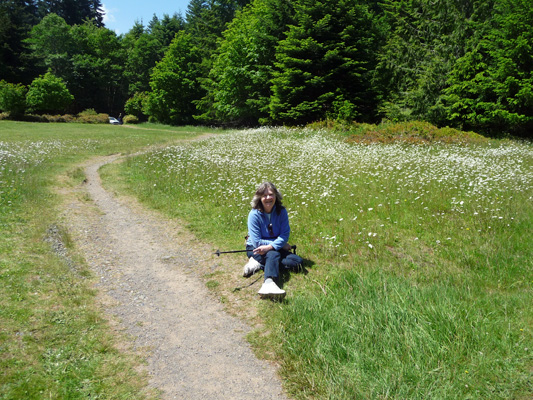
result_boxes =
[39,114,75,123]
[0,80,27,116]
[124,92,148,120]
[26,72,74,114]
[308,120,487,144]
[42,114,64,123]
[21,114,48,122]
[63,114,76,123]
[77,108,98,116]
[123,114,139,124]
[344,121,487,144]
[76,109,109,124]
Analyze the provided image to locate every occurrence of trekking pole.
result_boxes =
[213,249,249,257]
[213,245,296,257]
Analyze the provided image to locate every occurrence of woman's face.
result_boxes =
[261,188,275,213]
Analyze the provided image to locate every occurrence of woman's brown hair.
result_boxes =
[250,182,284,214]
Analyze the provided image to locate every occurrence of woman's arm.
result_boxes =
[247,210,264,248]
[248,208,291,251]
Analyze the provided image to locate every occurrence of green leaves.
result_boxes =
[198,0,293,125]
[442,0,533,136]
[145,32,203,125]
[270,0,382,124]
[25,14,127,114]
[0,81,27,116]
[378,0,533,137]
[26,72,73,113]
[2,0,532,135]
[26,13,73,76]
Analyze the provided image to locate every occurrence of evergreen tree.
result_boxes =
[89,0,104,26]
[185,0,250,58]
[123,14,185,98]
[198,0,295,125]
[443,0,533,136]
[184,0,252,123]
[0,0,40,84]
[270,0,384,125]
[145,31,203,125]
[127,20,145,40]
[149,13,186,48]
[69,21,126,113]
[376,0,481,124]
[124,32,163,95]
[37,0,104,26]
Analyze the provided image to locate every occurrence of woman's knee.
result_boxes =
[246,245,257,261]
[265,250,281,262]
[282,254,303,268]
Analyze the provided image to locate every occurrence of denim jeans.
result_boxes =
[246,245,303,281]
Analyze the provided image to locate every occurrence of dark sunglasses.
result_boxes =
[268,223,274,235]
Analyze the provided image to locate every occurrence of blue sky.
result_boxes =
[102,1,191,34]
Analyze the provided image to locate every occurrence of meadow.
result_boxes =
[1,121,531,399]
[113,126,532,399]
[0,121,207,399]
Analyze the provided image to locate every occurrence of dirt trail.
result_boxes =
[59,153,288,400]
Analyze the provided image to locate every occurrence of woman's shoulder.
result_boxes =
[248,208,262,217]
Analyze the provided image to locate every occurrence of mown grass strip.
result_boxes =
[0,121,210,399]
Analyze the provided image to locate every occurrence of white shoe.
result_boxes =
[243,257,262,277]
[258,280,286,299]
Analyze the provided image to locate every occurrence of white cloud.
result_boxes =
[102,3,117,25]
[102,3,122,34]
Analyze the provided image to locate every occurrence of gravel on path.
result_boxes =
[59,154,289,400]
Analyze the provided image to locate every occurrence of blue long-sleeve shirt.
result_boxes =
[246,206,290,250]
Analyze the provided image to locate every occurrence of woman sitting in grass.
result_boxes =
[243,182,302,299]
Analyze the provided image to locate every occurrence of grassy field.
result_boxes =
[1,121,531,399]
[107,126,532,399]
[0,121,209,399]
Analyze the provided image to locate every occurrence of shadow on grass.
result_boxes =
[231,257,315,296]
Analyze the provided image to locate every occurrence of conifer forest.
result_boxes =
[1,0,532,137]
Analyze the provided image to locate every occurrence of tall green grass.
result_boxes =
[110,126,532,399]
[0,121,207,399]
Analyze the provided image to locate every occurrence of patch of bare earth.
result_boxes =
[56,152,289,400]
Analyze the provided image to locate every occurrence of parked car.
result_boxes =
[109,117,121,125]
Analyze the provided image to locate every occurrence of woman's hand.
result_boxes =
[253,245,273,255]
